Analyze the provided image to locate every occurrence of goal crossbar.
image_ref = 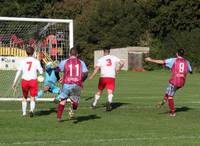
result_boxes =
[0,16,72,23]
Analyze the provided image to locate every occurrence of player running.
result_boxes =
[36,62,60,100]
[12,47,43,117]
[56,47,88,122]
[89,46,124,111]
[145,48,192,117]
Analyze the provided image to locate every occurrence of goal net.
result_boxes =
[0,17,73,101]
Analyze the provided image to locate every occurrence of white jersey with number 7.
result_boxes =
[96,55,120,78]
[18,57,43,80]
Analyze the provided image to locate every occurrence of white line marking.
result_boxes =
[1,136,200,145]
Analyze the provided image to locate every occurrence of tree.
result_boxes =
[150,0,200,37]
[0,0,46,17]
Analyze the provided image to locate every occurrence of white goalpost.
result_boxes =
[0,17,74,101]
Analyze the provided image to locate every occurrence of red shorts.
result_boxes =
[98,77,115,92]
[21,79,38,97]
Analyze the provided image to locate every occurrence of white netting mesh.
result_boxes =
[0,21,69,59]
[0,18,72,99]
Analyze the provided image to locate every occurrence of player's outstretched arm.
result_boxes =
[12,70,22,90]
[116,60,125,73]
[188,61,193,74]
[145,57,165,65]
[37,60,44,75]
[82,71,88,82]
[89,66,100,80]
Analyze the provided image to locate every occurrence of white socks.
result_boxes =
[92,94,100,106]
[22,100,27,116]
[22,100,35,115]
[108,94,113,103]
[92,94,113,106]
[30,100,35,112]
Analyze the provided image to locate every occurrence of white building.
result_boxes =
[94,47,149,71]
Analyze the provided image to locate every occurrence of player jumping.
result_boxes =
[56,47,88,122]
[145,48,192,117]
[36,62,60,100]
[89,46,124,111]
[12,47,43,117]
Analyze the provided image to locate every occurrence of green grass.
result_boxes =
[0,71,200,146]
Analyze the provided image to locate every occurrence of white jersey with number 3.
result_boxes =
[18,57,43,80]
[96,55,120,78]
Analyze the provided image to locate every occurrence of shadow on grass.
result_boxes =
[35,107,57,116]
[102,102,129,111]
[73,114,101,124]
[175,106,191,113]
[158,106,191,114]
[84,96,93,101]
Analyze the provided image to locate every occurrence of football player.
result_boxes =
[89,46,124,111]
[56,47,88,121]
[36,61,60,100]
[145,48,192,116]
[12,47,43,117]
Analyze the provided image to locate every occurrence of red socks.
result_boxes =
[57,103,65,120]
[72,101,78,110]
[168,97,175,113]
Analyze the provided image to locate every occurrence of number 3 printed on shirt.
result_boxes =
[106,59,112,66]
[26,62,32,71]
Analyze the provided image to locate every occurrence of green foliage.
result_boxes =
[143,39,165,70]
[75,0,149,64]
[0,0,46,17]
[150,0,200,37]
[163,28,200,71]
[86,0,147,48]
[146,0,200,70]
[0,0,199,69]
[40,0,89,19]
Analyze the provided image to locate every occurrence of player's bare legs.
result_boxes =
[30,96,36,117]
[22,97,27,116]
[157,94,168,108]
[91,90,102,108]
[106,89,113,111]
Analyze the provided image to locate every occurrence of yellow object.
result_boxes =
[0,47,27,57]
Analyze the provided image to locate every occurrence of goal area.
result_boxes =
[0,17,74,101]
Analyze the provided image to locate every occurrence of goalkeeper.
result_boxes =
[36,62,60,99]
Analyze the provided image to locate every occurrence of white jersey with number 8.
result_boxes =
[18,57,43,80]
[96,55,120,78]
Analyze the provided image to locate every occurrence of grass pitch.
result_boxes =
[0,71,200,146]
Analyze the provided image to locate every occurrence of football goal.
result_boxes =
[0,17,74,101]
